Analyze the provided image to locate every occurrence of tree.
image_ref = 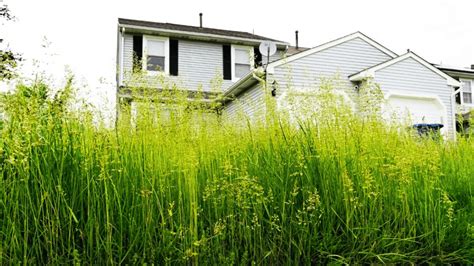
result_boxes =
[0,4,21,81]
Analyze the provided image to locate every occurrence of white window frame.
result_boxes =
[231,45,253,81]
[143,35,170,75]
[460,79,473,106]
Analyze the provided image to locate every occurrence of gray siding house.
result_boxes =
[117,18,467,138]
[116,18,288,95]
[224,32,460,137]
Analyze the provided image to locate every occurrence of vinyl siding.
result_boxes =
[123,34,249,92]
[374,57,454,137]
[223,84,267,123]
[271,37,393,97]
[262,49,285,65]
[123,34,134,75]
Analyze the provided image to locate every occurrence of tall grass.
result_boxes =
[0,77,473,264]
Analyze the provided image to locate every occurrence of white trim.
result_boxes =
[231,44,253,82]
[119,27,124,86]
[350,52,462,87]
[267,32,398,70]
[119,24,289,48]
[143,35,170,75]
[459,79,473,106]
[451,90,458,141]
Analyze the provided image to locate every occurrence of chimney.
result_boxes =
[199,13,203,28]
[471,64,474,70]
[295,30,299,49]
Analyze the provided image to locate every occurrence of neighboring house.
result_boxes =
[435,65,474,132]
[116,17,465,138]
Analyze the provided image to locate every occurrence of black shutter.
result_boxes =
[132,35,143,72]
[223,45,231,80]
[254,47,262,67]
[169,39,179,76]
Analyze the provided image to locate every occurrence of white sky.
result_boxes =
[2,0,474,120]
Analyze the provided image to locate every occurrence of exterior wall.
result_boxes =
[270,37,393,99]
[223,84,267,123]
[374,57,455,136]
[262,49,285,65]
[122,34,235,92]
[267,37,455,137]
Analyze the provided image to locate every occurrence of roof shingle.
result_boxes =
[118,18,285,43]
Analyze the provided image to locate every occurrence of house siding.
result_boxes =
[262,49,285,65]
[374,57,454,136]
[122,34,235,92]
[270,37,393,97]
[123,34,134,76]
[224,84,267,123]
[178,40,234,91]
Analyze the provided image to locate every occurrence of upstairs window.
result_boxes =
[143,36,169,74]
[222,45,253,81]
[461,80,472,105]
[234,47,252,79]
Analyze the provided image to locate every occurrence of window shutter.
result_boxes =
[169,39,179,76]
[254,47,262,67]
[223,45,231,80]
[132,35,143,72]
[455,91,461,104]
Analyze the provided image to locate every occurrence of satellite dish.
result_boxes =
[259,41,277,57]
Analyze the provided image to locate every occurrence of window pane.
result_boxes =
[462,81,471,92]
[235,49,250,64]
[235,63,250,78]
[463,92,472,104]
[148,40,165,56]
[147,56,165,71]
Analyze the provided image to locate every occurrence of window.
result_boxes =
[143,36,169,74]
[233,46,253,80]
[461,80,472,105]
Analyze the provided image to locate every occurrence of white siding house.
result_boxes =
[117,18,468,138]
[225,32,461,138]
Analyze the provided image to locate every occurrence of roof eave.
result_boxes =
[349,53,461,87]
[118,23,289,48]
[349,71,374,81]
[267,31,398,69]
[222,71,261,101]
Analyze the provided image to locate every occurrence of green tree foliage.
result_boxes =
[0,4,21,81]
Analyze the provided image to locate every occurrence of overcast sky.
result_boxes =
[2,0,474,116]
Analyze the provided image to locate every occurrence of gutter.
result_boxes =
[222,69,265,103]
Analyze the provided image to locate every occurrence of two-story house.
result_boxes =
[116,17,288,107]
[116,17,464,138]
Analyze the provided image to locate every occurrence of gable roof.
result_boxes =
[349,52,461,87]
[118,18,288,46]
[267,31,398,71]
